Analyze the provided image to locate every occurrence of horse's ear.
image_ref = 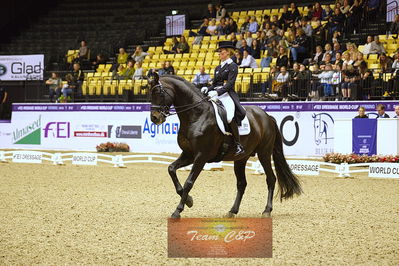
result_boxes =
[149,71,159,88]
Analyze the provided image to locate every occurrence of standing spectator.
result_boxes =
[376,104,390,118]
[248,16,259,33]
[133,62,144,80]
[205,3,216,19]
[131,46,148,63]
[61,74,76,100]
[72,63,84,96]
[389,14,399,38]
[77,40,89,61]
[366,0,380,21]
[240,50,258,68]
[363,36,374,55]
[317,64,335,99]
[313,20,325,48]
[276,46,289,69]
[309,64,322,100]
[347,0,362,34]
[45,72,62,102]
[290,28,308,63]
[164,61,175,75]
[279,5,293,30]
[340,0,351,15]
[341,64,359,100]
[290,2,301,23]
[328,8,345,37]
[380,53,393,73]
[312,2,323,21]
[215,4,227,21]
[368,36,386,55]
[332,64,342,98]
[192,66,211,88]
[354,106,368,118]
[176,36,190,54]
[251,39,261,59]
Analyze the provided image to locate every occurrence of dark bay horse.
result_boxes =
[149,73,302,218]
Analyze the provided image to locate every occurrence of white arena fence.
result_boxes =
[1,150,398,179]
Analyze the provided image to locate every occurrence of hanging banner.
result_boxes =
[0,54,44,81]
[352,119,377,155]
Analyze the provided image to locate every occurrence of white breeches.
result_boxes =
[218,92,235,123]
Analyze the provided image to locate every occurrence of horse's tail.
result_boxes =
[270,116,303,200]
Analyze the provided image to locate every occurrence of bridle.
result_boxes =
[150,81,209,117]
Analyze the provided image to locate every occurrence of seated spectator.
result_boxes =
[320,53,333,69]
[353,52,366,69]
[115,60,135,80]
[354,106,368,118]
[176,36,190,54]
[290,2,301,23]
[290,28,308,63]
[368,36,386,55]
[61,74,76,100]
[279,5,292,30]
[248,16,259,33]
[322,5,333,21]
[239,39,252,54]
[341,64,359,100]
[376,104,390,118]
[346,42,361,61]
[215,4,226,21]
[392,53,399,75]
[289,63,307,99]
[394,105,399,118]
[235,32,245,49]
[363,36,374,55]
[240,50,258,68]
[328,8,345,36]
[192,66,211,88]
[342,52,354,70]
[309,64,322,100]
[273,66,290,100]
[115,64,126,78]
[164,61,175,75]
[0,84,9,119]
[226,18,238,34]
[332,64,342,98]
[77,40,89,62]
[304,45,323,66]
[118,48,129,65]
[333,52,344,68]
[157,62,166,76]
[332,42,343,60]
[133,62,144,80]
[312,2,323,21]
[251,39,261,59]
[229,32,238,47]
[380,53,393,73]
[45,72,62,102]
[301,18,313,37]
[316,64,335,98]
[240,16,251,33]
[331,31,342,45]
[216,18,228,36]
[232,50,243,65]
[245,31,253,47]
[340,0,351,15]
[389,14,399,38]
[322,43,333,61]
[163,37,179,54]
[206,19,218,35]
[91,54,106,70]
[276,46,289,69]
[131,46,148,63]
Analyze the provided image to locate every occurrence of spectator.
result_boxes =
[226,18,238,34]
[116,60,135,80]
[347,0,362,34]
[251,39,261,59]
[205,3,216,19]
[340,0,351,15]
[368,36,386,54]
[276,46,289,69]
[353,52,366,69]
[354,106,368,118]
[332,42,343,59]
[346,42,360,61]
[389,14,399,38]
[366,0,380,21]
[301,18,313,37]
[131,46,148,63]
[248,16,259,33]
[342,52,354,70]
[317,64,335,99]
[331,31,342,44]
[192,66,211,88]
[341,64,359,100]
[332,64,342,98]
[176,36,190,54]
[273,66,290,99]
[240,16,251,33]
[163,37,179,54]
[215,4,227,21]
[0,85,8,119]
[235,32,245,49]
[72,63,84,96]
[206,18,218,35]
[305,45,324,66]
[229,32,238,47]
[394,105,399,118]
[290,28,308,63]
[240,50,258,68]
[380,53,393,73]
[363,36,374,55]
[77,40,89,61]
[117,48,129,65]
[231,50,243,65]
[191,18,210,44]
[240,39,252,54]
[61,74,76,100]
[359,62,374,99]
[328,8,345,36]
[322,5,333,21]
[216,18,228,36]
[290,2,301,23]
[320,53,333,69]
[309,63,322,100]
[279,5,292,30]
[392,53,399,75]
[322,43,333,61]
[376,104,390,118]
[333,52,344,68]
[245,31,253,47]
[313,20,325,48]
[45,72,62,102]
[91,54,106,70]
[312,2,323,21]
[133,62,144,80]
[164,61,175,75]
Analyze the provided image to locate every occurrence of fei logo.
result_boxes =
[143,117,179,138]
[43,122,71,138]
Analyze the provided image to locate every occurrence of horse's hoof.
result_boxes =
[262,212,271,218]
[225,211,236,218]
[186,195,193,208]
[171,211,181,219]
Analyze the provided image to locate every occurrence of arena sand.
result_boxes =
[0,161,398,265]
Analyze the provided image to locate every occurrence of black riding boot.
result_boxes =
[229,121,244,155]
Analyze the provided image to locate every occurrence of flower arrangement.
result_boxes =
[323,153,399,164]
[96,142,130,152]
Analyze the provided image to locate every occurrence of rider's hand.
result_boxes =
[201,87,208,94]
[207,90,218,101]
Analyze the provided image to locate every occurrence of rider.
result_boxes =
[201,41,246,155]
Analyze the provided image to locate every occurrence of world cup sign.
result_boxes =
[168,218,272,258]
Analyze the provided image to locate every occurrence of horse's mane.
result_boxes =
[160,75,205,99]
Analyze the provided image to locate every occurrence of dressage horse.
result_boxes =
[149,73,302,218]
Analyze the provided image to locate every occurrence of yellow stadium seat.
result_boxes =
[369,63,380,69]
[255,10,263,15]
[368,54,378,61]
[148,47,156,53]
[244,68,253,74]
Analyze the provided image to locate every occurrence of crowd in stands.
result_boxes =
[51,0,398,102]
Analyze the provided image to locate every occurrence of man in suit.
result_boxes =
[201,41,246,155]
[394,105,399,118]
[376,104,390,118]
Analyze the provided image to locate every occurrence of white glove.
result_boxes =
[207,90,218,102]
[201,87,208,94]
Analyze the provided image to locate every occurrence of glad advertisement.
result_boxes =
[0,55,44,80]
[1,102,398,156]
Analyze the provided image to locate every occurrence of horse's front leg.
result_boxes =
[171,154,207,218]
[168,152,194,208]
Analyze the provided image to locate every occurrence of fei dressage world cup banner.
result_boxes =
[352,119,377,156]
[0,55,44,81]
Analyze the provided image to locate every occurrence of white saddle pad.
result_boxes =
[211,101,250,136]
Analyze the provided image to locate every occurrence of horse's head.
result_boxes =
[149,72,174,125]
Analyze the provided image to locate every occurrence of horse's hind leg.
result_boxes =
[226,158,249,218]
[258,151,276,217]
[168,152,194,208]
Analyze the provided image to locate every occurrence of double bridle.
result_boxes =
[150,82,209,117]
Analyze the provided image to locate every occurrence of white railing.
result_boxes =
[0,150,383,178]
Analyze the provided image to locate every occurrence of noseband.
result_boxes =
[150,81,209,117]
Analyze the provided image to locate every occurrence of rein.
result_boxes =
[150,82,209,117]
